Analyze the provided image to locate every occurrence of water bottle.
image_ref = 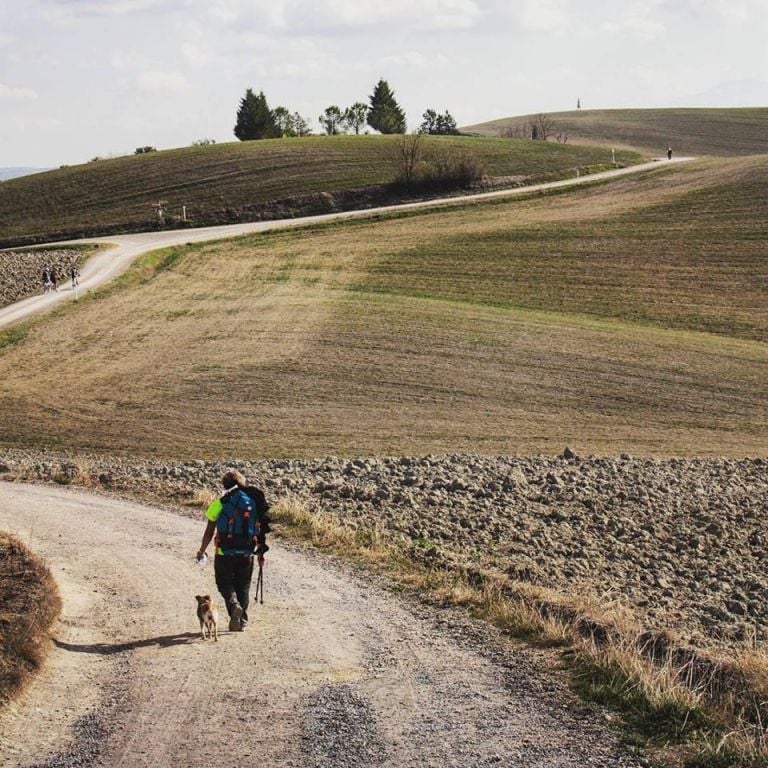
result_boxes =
[196,552,208,567]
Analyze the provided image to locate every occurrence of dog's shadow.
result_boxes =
[54,632,201,655]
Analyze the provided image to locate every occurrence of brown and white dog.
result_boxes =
[195,594,219,642]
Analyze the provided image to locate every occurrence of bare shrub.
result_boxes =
[534,113,555,140]
[501,121,530,139]
[392,134,425,186]
[422,149,485,187]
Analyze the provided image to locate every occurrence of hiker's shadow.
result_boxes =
[54,632,200,655]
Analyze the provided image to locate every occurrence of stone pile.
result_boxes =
[0,249,82,307]
[1,448,766,651]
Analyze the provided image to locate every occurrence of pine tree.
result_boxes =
[319,105,345,135]
[418,109,459,135]
[234,89,279,141]
[367,79,406,134]
[343,102,369,134]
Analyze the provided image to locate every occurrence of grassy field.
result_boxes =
[0,135,640,247]
[464,107,768,156]
[0,156,764,459]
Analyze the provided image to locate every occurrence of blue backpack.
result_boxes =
[216,489,261,555]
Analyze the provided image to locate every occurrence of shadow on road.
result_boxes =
[53,632,200,655]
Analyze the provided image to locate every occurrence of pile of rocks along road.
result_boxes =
[1,448,766,653]
[0,250,83,308]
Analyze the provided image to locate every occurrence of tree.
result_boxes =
[418,109,459,135]
[533,113,555,140]
[419,109,439,134]
[234,88,278,141]
[393,133,424,186]
[292,112,312,137]
[367,78,406,134]
[343,102,369,134]
[273,106,295,137]
[319,105,345,135]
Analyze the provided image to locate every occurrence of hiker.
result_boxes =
[50,267,59,292]
[70,264,80,288]
[196,469,270,632]
[41,267,51,294]
[667,147,673,160]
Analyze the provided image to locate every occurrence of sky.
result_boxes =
[0,0,766,168]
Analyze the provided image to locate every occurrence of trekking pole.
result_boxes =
[256,557,264,605]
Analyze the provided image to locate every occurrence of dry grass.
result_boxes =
[0,156,764,458]
[0,533,62,706]
[465,107,768,156]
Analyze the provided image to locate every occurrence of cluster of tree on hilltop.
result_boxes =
[234,78,460,139]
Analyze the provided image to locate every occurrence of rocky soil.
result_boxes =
[1,447,766,653]
[0,250,82,307]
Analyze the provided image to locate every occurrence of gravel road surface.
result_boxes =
[0,483,643,767]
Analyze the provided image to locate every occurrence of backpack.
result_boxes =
[216,489,261,555]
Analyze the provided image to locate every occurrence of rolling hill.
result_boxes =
[0,155,764,459]
[463,107,768,156]
[0,135,641,248]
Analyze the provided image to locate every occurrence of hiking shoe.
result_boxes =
[239,619,248,631]
[229,603,243,632]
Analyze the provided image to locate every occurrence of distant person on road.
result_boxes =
[667,147,673,160]
[197,469,271,632]
[50,267,59,292]
[70,264,80,288]
[41,267,51,294]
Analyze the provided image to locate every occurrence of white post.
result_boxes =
[576,168,580,178]
[182,205,187,222]
[611,148,616,165]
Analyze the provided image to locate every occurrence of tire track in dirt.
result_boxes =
[0,483,642,767]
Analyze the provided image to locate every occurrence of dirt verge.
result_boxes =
[0,483,643,768]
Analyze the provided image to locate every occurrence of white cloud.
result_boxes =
[602,16,666,40]
[500,0,570,32]
[382,51,450,70]
[0,83,38,100]
[680,0,766,22]
[40,0,187,23]
[206,0,480,29]
[111,49,144,71]
[135,70,190,91]
[315,0,481,29]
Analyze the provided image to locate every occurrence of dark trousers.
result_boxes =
[214,554,254,623]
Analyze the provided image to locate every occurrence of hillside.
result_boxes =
[464,107,768,156]
[0,136,641,248]
[0,155,764,459]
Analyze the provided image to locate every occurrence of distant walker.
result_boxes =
[667,147,673,160]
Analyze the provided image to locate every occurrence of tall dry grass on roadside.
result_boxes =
[271,497,768,767]
[0,533,62,705]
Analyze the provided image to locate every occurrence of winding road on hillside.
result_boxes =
[0,157,692,331]
[0,484,643,768]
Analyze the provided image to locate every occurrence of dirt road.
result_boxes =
[0,483,643,767]
[0,157,693,331]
